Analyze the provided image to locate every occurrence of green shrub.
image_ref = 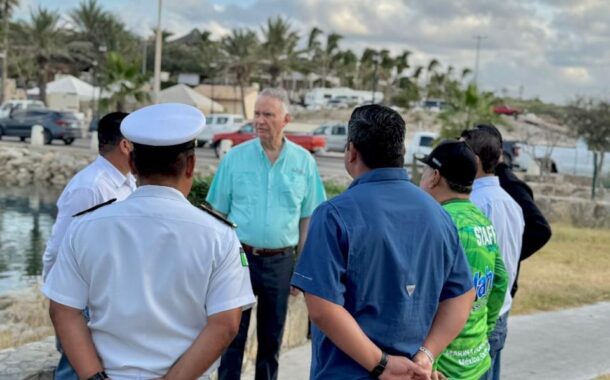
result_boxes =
[188,175,347,205]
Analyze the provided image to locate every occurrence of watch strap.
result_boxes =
[87,371,109,380]
[370,351,388,378]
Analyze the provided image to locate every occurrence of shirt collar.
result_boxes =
[255,137,290,165]
[349,168,410,189]
[96,155,133,189]
[130,185,188,203]
[473,175,500,190]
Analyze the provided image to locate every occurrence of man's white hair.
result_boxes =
[259,88,291,115]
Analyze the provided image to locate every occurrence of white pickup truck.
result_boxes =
[405,131,438,166]
[197,113,245,147]
[514,139,610,177]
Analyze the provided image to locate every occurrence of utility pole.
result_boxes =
[1,0,10,104]
[142,39,147,75]
[153,0,163,103]
[473,35,487,88]
[371,54,380,103]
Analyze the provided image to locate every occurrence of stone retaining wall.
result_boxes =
[0,294,310,379]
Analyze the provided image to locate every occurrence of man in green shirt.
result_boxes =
[419,140,508,380]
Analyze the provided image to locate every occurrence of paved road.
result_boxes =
[244,302,610,380]
[0,137,351,179]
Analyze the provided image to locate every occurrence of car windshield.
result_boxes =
[420,136,435,147]
[59,112,78,120]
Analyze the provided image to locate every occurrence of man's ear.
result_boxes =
[430,169,442,188]
[185,154,196,179]
[119,139,132,156]
[347,142,358,163]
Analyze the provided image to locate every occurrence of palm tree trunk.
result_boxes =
[239,80,247,118]
[1,0,9,104]
[38,68,47,105]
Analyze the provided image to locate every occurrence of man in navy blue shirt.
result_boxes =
[291,105,475,380]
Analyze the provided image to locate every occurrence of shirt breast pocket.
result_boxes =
[232,172,259,204]
[279,173,306,210]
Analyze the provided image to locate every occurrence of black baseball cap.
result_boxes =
[417,139,477,186]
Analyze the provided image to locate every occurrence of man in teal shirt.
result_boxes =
[419,140,508,380]
[207,88,326,380]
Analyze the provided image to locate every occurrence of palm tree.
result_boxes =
[221,29,260,116]
[335,49,358,87]
[438,83,500,138]
[100,51,149,112]
[1,0,19,102]
[307,28,343,87]
[69,0,108,49]
[19,7,68,104]
[260,16,300,87]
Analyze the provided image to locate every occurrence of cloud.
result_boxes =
[18,0,610,103]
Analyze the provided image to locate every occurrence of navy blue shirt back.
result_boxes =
[291,168,473,379]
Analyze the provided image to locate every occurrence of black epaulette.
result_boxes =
[197,203,237,228]
[72,198,117,217]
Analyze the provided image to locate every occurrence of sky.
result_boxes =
[14,0,610,104]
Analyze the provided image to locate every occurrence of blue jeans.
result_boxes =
[481,312,509,380]
[218,249,295,380]
[55,308,90,380]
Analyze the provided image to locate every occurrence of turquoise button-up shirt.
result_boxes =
[206,138,326,248]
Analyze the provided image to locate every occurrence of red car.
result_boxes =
[211,123,327,157]
[493,105,520,116]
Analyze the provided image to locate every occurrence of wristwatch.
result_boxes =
[87,371,109,380]
[369,351,388,378]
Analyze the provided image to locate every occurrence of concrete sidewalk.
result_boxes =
[243,302,610,380]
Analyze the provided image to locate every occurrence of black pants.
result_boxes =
[218,250,295,380]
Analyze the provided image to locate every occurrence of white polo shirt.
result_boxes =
[43,185,255,379]
[42,155,136,280]
[471,175,525,316]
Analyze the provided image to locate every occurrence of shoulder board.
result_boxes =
[72,198,117,217]
[197,203,237,228]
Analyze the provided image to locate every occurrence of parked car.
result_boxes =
[405,131,438,165]
[493,105,520,117]
[211,123,327,157]
[197,113,245,147]
[0,109,81,145]
[0,100,45,119]
[313,123,347,152]
[326,99,349,109]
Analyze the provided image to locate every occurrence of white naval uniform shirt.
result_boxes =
[43,185,255,379]
[470,175,525,316]
[42,155,136,280]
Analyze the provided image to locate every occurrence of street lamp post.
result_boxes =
[371,54,380,103]
[153,0,163,103]
[473,35,487,88]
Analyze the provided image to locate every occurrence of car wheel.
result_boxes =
[43,129,52,145]
[0,127,3,140]
[20,136,26,142]
[63,138,74,145]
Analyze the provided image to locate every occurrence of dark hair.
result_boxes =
[445,178,472,194]
[347,104,405,168]
[460,126,502,174]
[98,112,128,154]
[131,141,195,178]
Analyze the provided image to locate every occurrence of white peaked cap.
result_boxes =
[120,103,206,146]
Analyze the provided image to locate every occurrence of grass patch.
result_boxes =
[0,285,54,350]
[511,224,610,315]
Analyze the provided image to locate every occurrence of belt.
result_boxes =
[241,243,293,257]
